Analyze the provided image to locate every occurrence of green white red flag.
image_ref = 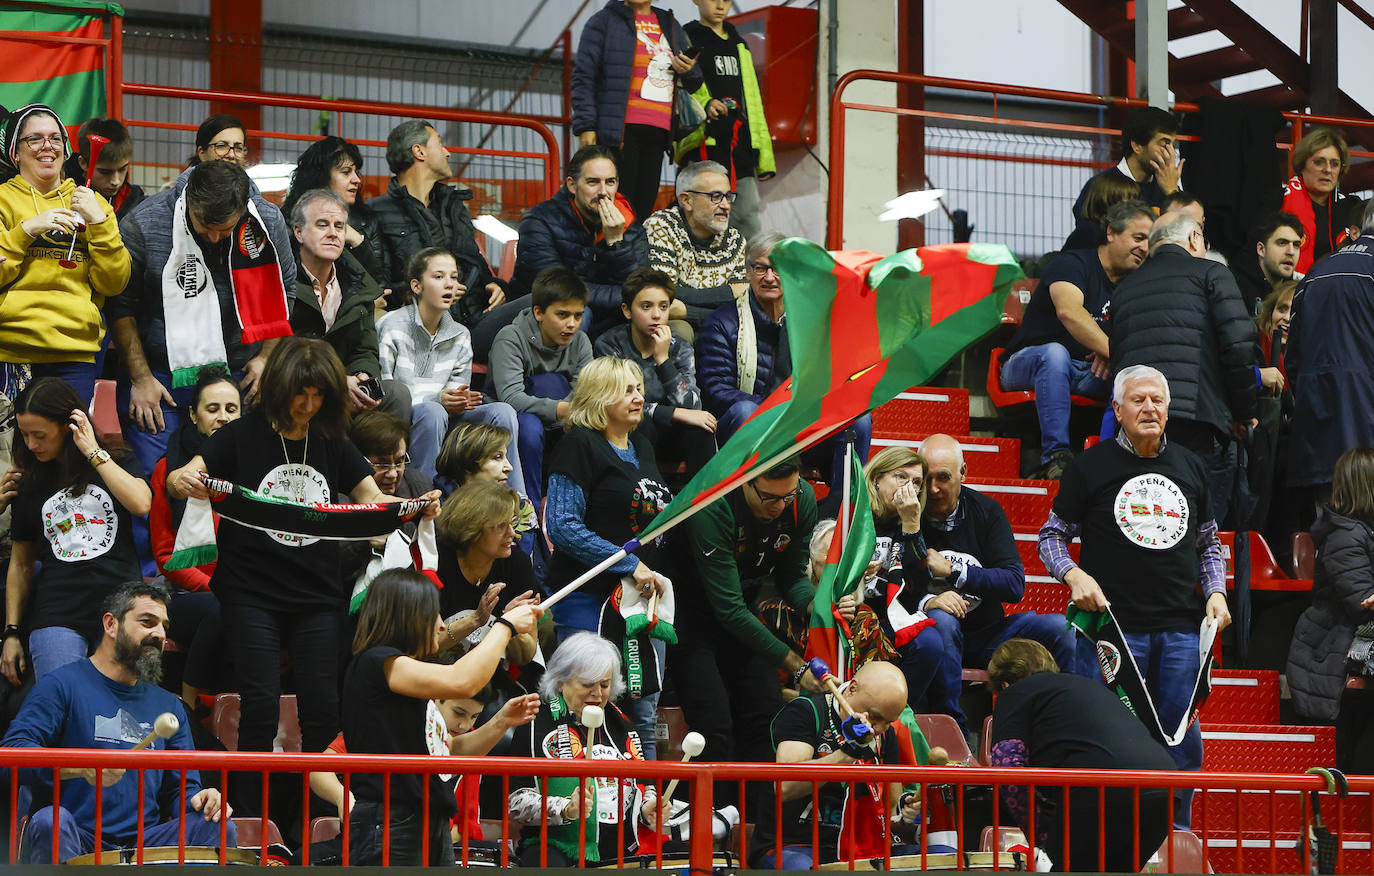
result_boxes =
[638,239,1023,544]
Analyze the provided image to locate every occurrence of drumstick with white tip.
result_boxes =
[580,704,604,753]
[131,712,180,750]
[659,731,705,804]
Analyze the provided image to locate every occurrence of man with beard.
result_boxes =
[999,200,1154,480]
[4,580,235,863]
[513,145,648,335]
[1232,212,1303,312]
[643,160,747,339]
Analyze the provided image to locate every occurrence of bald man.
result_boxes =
[752,661,928,868]
[918,434,1078,732]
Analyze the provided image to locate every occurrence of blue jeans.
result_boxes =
[999,343,1109,462]
[895,624,944,711]
[717,399,873,490]
[552,590,666,759]
[31,362,98,406]
[408,399,524,487]
[115,369,197,477]
[758,841,954,869]
[515,373,573,509]
[23,803,237,864]
[928,609,1077,732]
[28,626,90,680]
[1078,628,1203,828]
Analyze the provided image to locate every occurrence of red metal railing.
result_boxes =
[827,71,1374,250]
[2,747,1371,872]
[116,83,563,199]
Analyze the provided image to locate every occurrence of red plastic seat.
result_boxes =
[868,434,1021,479]
[913,713,973,765]
[210,693,302,753]
[1000,278,1036,328]
[655,705,690,761]
[310,816,340,844]
[231,816,285,850]
[1291,531,1315,579]
[1218,531,1313,593]
[987,347,1105,411]
[1145,829,1212,874]
[89,378,122,445]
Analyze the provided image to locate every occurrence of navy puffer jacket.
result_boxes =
[1286,505,1374,723]
[512,188,646,320]
[572,1,703,146]
[696,293,789,418]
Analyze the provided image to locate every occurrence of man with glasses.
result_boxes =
[698,230,872,507]
[1109,210,1260,528]
[670,456,823,782]
[643,160,747,339]
[916,434,1079,734]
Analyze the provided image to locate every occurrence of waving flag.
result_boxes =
[0,3,122,128]
[545,239,1023,608]
[802,451,875,675]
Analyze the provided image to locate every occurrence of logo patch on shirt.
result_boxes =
[257,463,330,547]
[1113,473,1189,550]
[42,484,118,562]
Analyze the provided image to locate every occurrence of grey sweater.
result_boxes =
[484,307,593,426]
[593,324,703,429]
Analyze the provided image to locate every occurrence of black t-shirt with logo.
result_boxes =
[342,645,458,817]
[753,691,900,861]
[12,454,146,642]
[545,426,674,601]
[1006,248,1116,360]
[199,411,374,612]
[1051,440,1210,633]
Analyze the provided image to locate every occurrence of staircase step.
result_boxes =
[1171,45,1266,84]
[1168,7,1213,40]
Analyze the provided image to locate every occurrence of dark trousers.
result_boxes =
[636,415,716,480]
[1167,419,1237,527]
[1038,786,1170,872]
[615,124,672,224]
[669,625,784,806]
[516,372,573,508]
[221,602,340,816]
[168,590,225,691]
[349,801,454,867]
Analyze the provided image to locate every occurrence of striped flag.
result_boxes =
[0,3,121,129]
[638,239,1023,544]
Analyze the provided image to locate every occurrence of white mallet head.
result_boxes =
[580,705,605,730]
[681,731,706,759]
[153,712,179,740]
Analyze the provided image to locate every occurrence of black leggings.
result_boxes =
[168,590,225,691]
[615,123,672,225]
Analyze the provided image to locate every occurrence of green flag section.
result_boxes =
[638,239,1023,545]
[0,2,124,127]
[803,450,876,676]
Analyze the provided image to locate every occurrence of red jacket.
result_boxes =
[1281,175,1350,274]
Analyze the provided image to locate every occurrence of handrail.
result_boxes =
[3,746,1366,870]
[827,69,1374,249]
[119,82,563,197]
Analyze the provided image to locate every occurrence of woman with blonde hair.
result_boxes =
[854,446,944,708]
[1281,127,1355,272]
[544,356,677,755]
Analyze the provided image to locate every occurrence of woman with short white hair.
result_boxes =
[509,631,658,866]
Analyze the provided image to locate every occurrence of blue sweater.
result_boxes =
[3,659,200,844]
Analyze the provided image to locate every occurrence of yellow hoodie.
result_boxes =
[0,176,130,363]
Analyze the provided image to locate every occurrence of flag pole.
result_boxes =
[541,418,856,610]
[837,436,854,685]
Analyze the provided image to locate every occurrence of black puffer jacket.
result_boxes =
[366,177,500,328]
[1286,505,1374,723]
[1109,243,1260,436]
[512,188,646,317]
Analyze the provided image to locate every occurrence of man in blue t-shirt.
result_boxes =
[4,581,235,863]
[999,200,1154,479]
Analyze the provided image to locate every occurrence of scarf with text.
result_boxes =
[163,193,291,387]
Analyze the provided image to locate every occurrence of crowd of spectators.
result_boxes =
[0,7,1370,865]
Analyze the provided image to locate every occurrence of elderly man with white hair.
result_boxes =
[1038,365,1230,830]
[1108,209,1261,528]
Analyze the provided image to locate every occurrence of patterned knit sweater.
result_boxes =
[643,204,746,324]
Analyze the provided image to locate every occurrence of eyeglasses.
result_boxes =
[751,482,801,506]
[369,453,410,472]
[1308,157,1342,171]
[19,134,63,150]
[208,141,249,157]
[686,190,737,205]
[748,262,778,276]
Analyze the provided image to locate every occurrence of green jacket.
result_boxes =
[289,249,383,377]
[674,34,775,176]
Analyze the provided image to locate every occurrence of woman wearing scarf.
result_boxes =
[149,365,240,711]
[0,103,130,403]
[544,357,678,757]
[509,631,660,867]
[165,337,441,817]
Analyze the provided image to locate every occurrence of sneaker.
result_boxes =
[1042,450,1074,481]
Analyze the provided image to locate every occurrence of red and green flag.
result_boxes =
[0,2,123,129]
[802,449,876,677]
[637,239,1023,544]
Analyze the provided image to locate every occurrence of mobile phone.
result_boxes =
[359,376,385,400]
[683,46,701,60]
